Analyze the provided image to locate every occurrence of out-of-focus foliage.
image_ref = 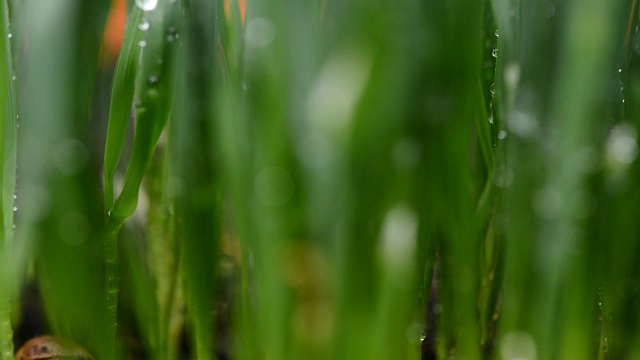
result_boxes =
[0,0,639,359]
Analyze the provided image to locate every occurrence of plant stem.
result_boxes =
[0,0,16,356]
[104,221,123,360]
[0,262,12,360]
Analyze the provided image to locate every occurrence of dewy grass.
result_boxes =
[103,6,143,212]
[103,1,179,359]
[0,0,16,358]
[102,7,143,358]
[3,0,640,359]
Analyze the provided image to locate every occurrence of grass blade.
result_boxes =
[18,0,110,358]
[103,6,143,210]
[171,0,218,359]
[0,0,17,357]
[103,2,179,359]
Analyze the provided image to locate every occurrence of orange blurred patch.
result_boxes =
[239,0,246,25]
[223,0,246,26]
[223,0,230,21]
[99,0,126,68]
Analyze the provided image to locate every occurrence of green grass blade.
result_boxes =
[120,228,161,359]
[145,144,181,359]
[415,0,485,357]
[103,2,180,359]
[18,0,110,358]
[0,1,15,252]
[171,0,218,359]
[3,1,640,359]
[538,1,623,358]
[492,0,628,358]
[0,0,17,357]
[108,7,177,224]
[101,8,145,357]
[217,2,298,358]
[596,3,640,356]
[103,6,143,210]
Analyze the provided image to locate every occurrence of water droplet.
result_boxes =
[493,165,514,188]
[7,33,12,39]
[504,63,521,90]
[619,68,623,73]
[147,75,160,85]
[135,0,158,11]
[606,123,638,165]
[492,48,498,58]
[500,331,537,360]
[11,74,16,81]
[13,194,16,200]
[633,33,640,55]
[533,188,563,219]
[489,83,495,95]
[380,205,418,269]
[138,40,147,48]
[433,304,443,314]
[542,0,556,18]
[53,138,90,175]
[138,21,150,31]
[495,29,499,37]
[242,82,248,91]
[508,110,539,138]
[166,26,179,42]
[245,17,276,48]
[405,322,425,345]
[12,206,17,212]
[107,210,112,216]
[498,130,507,139]
[12,224,15,230]
[307,49,372,134]
[420,331,426,342]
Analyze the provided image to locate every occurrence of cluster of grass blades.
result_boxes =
[1,0,640,359]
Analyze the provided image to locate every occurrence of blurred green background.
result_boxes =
[0,0,639,359]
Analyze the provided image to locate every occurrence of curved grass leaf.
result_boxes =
[103,2,179,359]
[103,6,143,211]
